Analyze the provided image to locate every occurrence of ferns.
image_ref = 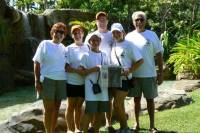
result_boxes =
[69,20,96,34]
[167,31,200,78]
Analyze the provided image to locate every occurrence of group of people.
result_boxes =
[33,10,163,133]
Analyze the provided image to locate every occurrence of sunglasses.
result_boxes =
[55,30,65,34]
[90,38,100,42]
[135,18,145,22]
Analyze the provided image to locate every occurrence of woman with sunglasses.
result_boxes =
[65,25,89,133]
[33,22,67,133]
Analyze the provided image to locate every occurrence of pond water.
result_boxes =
[0,81,176,124]
[0,86,36,123]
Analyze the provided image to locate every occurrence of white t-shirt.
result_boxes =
[81,51,109,101]
[65,43,89,85]
[84,30,113,63]
[125,30,163,77]
[32,40,67,81]
[111,40,143,79]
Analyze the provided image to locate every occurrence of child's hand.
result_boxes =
[95,65,101,71]
[77,67,85,76]
[121,68,130,77]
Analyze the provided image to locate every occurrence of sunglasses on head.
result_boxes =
[55,30,65,34]
[135,18,145,22]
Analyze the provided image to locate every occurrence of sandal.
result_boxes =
[150,127,158,133]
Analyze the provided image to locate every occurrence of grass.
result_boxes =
[110,89,200,133]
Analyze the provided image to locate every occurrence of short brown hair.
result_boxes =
[50,22,67,37]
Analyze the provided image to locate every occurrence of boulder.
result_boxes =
[172,80,200,92]
[125,80,194,117]
[43,9,94,28]
[0,101,67,133]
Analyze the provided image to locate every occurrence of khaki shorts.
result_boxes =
[128,77,158,99]
[85,101,110,114]
[38,77,67,100]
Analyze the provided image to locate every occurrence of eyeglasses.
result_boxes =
[73,31,82,35]
[135,18,145,22]
[55,30,65,34]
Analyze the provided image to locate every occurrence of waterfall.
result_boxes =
[21,11,32,38]
[37,15,46,39]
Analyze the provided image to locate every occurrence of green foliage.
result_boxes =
[55,0,82,9]
[160,31,170,61]
[167,30,200,78]
[69,20,96,34]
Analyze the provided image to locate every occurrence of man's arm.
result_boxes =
[156,52,163,85]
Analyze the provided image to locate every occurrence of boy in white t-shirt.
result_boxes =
[81,33,109,133]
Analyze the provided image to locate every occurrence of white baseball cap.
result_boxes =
[111,23,124,32]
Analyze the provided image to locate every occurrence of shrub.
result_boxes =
[167,30,200,79]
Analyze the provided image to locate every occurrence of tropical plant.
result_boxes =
[69,20,96,34]
[167,30,200,78]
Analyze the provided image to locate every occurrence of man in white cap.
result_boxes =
[110,23,143,133]
[125,11,163,133]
